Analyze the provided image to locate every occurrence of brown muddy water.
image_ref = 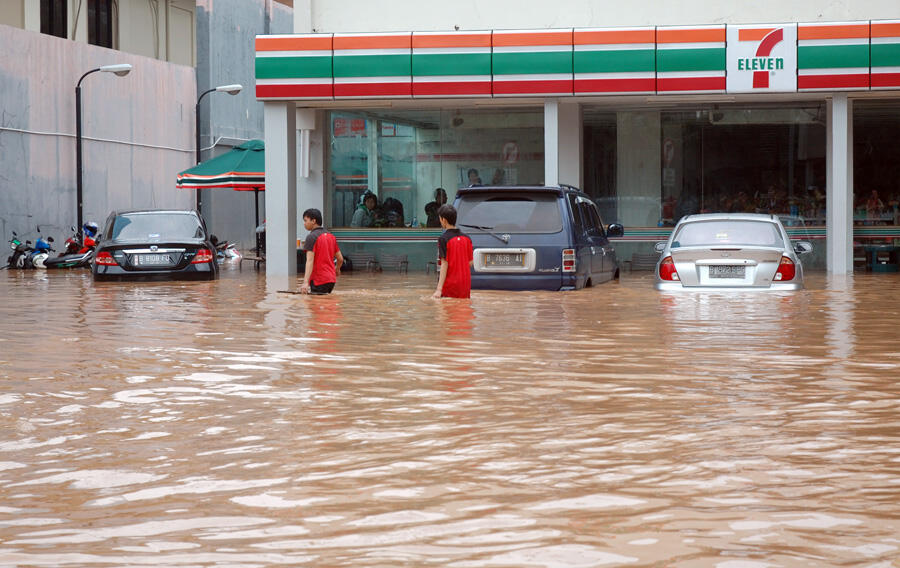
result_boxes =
[1,265,899,567]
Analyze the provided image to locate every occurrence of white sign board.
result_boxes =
[726,24,797,93]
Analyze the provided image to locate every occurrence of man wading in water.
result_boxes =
[432,204,473,299]
[300,208,344,295]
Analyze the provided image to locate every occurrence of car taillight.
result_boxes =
[95,251,117,266]
[774,256,795,281]
[562,248,576,272]
[659,256,679,281]
[191,248,214,264]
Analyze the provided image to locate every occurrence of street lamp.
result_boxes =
[75,63,132,231]
[195,84,243,214]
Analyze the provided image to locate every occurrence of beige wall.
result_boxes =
[0,2,24,28]
[2,0,194,65]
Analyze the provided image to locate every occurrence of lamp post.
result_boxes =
[75,63,132,231]
[195,84,242,214]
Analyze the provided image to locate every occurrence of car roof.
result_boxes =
[109,209,199,216]
[457,185,582,197]
[679,213,779,223]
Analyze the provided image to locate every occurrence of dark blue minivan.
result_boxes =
[454,185,624,291]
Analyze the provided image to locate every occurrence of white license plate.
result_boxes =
[709,265,745,278]
[136,254,172,266]
[484,252,524,267]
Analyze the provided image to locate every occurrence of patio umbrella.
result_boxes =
[176,139,265,256]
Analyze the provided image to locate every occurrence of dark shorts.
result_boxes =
[309,280,335,295]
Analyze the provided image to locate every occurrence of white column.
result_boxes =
[264,102,297,282]
[297,108,325,243]
[544,100,583,188]
[826,94,853,274]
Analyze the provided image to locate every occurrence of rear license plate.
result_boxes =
[709,265,745,278]
[136,254,172,266]
[484,253,524,267]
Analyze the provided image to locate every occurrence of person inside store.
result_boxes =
[424,187,448,227]
[351,191,378,227]
[491,168,504,185]
[467,168,482,187]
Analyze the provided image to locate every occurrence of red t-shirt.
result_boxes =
[304,228,339,285]
[438,228,473,298]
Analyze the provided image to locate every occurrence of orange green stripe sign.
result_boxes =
[255,21,900,100]
[656,26,726,93]
[871,20,900,89]
[574,28,656,94]
[797,22,870,91]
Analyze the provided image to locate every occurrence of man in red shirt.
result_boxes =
[432,204,473,299]
[300,208,344,294]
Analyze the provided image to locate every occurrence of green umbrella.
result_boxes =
[177,139,265,256]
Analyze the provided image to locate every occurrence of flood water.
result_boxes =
[1,265,899,567]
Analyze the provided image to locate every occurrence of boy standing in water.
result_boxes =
[300,208,344,295]
[432,204,473,299]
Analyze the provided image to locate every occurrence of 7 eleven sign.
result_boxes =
[727,24,798,93]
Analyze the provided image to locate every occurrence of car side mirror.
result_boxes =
[793,241,813,254]
[606,223,624,238]
[654,241,667,253]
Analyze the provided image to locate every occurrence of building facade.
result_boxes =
[256,0,900,279]
[0,0,291,250]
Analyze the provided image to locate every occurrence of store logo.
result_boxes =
[738,28,784,88]
[726,24,797,94]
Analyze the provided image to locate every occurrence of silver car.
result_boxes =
[653,213,813,291]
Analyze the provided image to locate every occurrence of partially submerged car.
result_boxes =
[93,209,219,281]
[653,213,812,291]
[454,185,624,291]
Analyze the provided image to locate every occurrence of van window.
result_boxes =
[567,194,585,235]
[457,193,563,233]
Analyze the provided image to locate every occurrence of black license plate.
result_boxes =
[484,253,524,267]
[709,265,745,278]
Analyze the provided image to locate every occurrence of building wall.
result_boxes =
[1,0,195,64]
[0,23,195,244]
[196,0,293,250]
[295,0,900,33]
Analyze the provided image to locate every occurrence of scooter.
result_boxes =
[210,235,242,262]
[43,224,97,269]
[26,231,54,269]
[6,232,32,269]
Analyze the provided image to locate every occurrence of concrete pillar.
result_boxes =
[264,101,297,283]
[617,111,662,227]
[826,94,853,274]
[544,100,583,188]
[297,108,325,243]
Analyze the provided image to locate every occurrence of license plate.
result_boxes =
[709,265,745,278]
[136,254,172,266]
[484,252,524,267]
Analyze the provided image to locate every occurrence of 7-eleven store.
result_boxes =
[255,21,900,281]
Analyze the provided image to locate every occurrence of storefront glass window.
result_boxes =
[327,108,544,228]
[583,103,828,228]
[853,100,900,226]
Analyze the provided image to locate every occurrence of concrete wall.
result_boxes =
[0,23,195,245]
[196,0,292,250]
[295,0,900,32]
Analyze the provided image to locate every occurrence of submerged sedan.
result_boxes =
[654,213,812,290]
[92,209,218,281]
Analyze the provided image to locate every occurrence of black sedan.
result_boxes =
[92,209,219,281]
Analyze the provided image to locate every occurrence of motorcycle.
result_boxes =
[210,234,242,262]
[27,233,54,269]
[43,224,96,269]
[6,232,32,269]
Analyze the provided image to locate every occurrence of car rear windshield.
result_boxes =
[456,193,562,233]
[111,213,204,240]
[672,220,785,248]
